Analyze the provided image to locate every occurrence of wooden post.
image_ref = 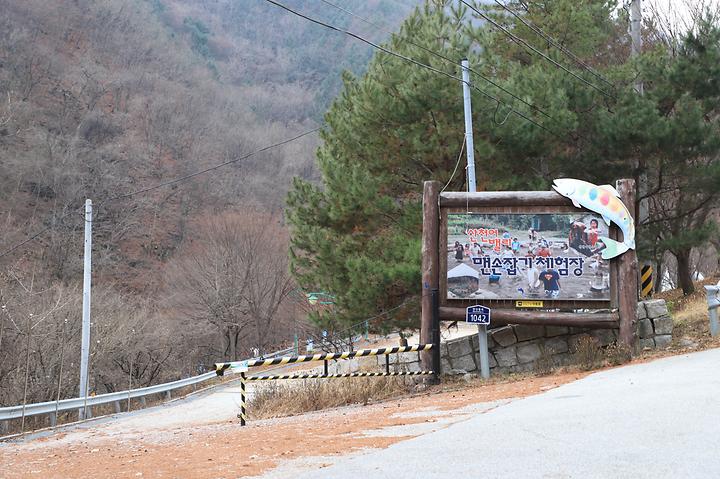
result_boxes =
[439,307,619,328]
[617,179,638,349]
[420,181,440,373]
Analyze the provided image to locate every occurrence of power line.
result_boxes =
[492,0,614,88]
[459,0,615,99]
[0,126,322,260]
[319,0,555,122]
[262,0,558,136]
[102,126,321,203]
[0,210,81,260]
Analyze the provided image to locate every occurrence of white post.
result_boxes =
[631,0,651,288]
[705,285,719,337]
[461,59,477,193]
[461,59,490,379]
[78,199,92,419]
[630,0,643,95]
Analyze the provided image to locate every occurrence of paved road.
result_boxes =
[264,348,720,478]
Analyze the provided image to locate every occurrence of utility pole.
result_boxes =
[461,59,490,379]
[630,0,643,94]
[78,199,92,420]
[631,0,653,295]
[461,59,477,193]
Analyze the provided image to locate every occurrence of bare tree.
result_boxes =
[169,211,295,361]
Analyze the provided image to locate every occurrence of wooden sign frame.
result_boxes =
[419,180,638,367]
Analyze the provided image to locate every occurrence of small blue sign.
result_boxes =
[466,305,491,325]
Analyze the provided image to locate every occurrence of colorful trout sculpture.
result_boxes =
[552,179,635,260]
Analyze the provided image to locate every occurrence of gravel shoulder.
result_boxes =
[0,372,584,478]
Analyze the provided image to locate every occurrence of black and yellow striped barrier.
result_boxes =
[247,371,434,381]
[213,344,433,376]
[217,343,435,426]
[641,264,653,298]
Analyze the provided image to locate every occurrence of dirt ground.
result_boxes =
[0,373,586,479]
[3,282,717,478]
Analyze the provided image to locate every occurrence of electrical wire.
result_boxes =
[103,126,322,203]
[459,0,615,99]
[441,134,467,193]
[492,0,614,88]
[319,0,556,122]
[262,0,557,136]
[0,209,82,259]
[0,126,322,259]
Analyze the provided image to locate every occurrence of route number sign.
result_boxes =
[466,305,491,325]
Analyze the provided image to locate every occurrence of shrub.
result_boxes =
[533,345,555,376]
[604,342,632,366]
[573,335,602,371]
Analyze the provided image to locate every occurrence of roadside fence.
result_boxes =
[212,343,435,426]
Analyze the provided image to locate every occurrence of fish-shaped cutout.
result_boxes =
[552,178,635,260]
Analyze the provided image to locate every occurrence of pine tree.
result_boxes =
[288,1,720,330]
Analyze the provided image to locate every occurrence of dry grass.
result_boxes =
[572,335,603,371]
[668,289,719,349]
[604,342,633,366]
[248,376,415,419]
[533,345,555,376]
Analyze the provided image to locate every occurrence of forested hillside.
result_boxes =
[0,0,418,410]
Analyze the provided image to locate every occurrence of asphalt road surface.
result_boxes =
[263,348,720,478]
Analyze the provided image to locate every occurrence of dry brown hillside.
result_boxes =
[0,0,417,415]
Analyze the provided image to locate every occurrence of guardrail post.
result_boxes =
[165,391,171,401]
[705,285,720,337]
[239,372,247,427]
[49,412,57,428]
[140,397,146,408]
[385,354,390,374]
[323,360,329,376]
[114,401,121,414]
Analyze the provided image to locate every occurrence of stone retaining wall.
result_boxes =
[437,298,672,375]
[322,299,673,377]
[636,299,673,349]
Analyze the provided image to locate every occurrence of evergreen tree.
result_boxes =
[288,1,720,330]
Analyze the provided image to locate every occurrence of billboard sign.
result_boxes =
[446,213,611,301]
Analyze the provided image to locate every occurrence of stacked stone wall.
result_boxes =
[322,299,673,377]
[636,299,673,349]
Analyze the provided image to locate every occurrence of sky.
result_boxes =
[644,0,720,31]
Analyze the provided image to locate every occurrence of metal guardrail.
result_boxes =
[0,343,299,424]
[0,372,217,422]
[0,329,386,427]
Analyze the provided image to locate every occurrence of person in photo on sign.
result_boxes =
[454,241,464,262]
[511,237,520,255]
[568,221,594,257]
[586,218,600,247]
[540,268,561,298]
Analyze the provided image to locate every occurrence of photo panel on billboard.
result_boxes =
[446,213,611,301]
